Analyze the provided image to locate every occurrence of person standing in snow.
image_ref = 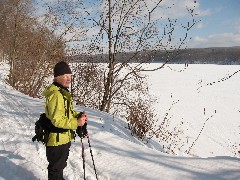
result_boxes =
[42,61,87,180]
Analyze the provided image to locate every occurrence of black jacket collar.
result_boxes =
[52,82,69,92]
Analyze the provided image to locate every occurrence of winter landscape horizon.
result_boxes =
[0,62,240,180]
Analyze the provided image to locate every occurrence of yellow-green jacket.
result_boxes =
[42,83,78,146]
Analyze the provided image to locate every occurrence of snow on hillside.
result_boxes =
[0,62,239,180]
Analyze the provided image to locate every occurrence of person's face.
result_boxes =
[57,74,72,88]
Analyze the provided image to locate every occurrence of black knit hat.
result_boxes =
[54,61,72,77]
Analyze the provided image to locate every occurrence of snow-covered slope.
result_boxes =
[0,63,239,180]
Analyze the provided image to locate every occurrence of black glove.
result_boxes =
[76,122,87,138]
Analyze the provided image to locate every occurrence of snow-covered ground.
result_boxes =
[0,62,239,180]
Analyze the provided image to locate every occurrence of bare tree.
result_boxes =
[70,61,104,109]
[66,0,198,141]
[0,0,87,97]
[0,0,67,97]
[0,0,31,86]
[82,0,199,113]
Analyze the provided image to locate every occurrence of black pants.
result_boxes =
[46,142,71,180]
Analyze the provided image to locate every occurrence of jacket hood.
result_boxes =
[43,84,72,100]
[42,84,59,98]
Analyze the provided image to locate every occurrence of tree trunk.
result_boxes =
[100,0,114,112]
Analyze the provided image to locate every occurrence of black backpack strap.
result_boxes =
[58,89,70,118]
[58,89,76,142]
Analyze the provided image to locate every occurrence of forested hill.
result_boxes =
[161,46,240,65]
[72,46,240,65]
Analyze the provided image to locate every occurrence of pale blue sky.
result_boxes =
[36,0,240,49]
[188,0,240,48]
[81,0,240,48]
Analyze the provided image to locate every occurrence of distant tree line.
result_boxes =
[157,46,240,65]
[74,46,240,65]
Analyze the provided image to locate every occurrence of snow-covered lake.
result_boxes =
[144,64,240,158]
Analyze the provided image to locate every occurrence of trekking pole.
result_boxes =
[86,130,98,180]
[81,137,86,180]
